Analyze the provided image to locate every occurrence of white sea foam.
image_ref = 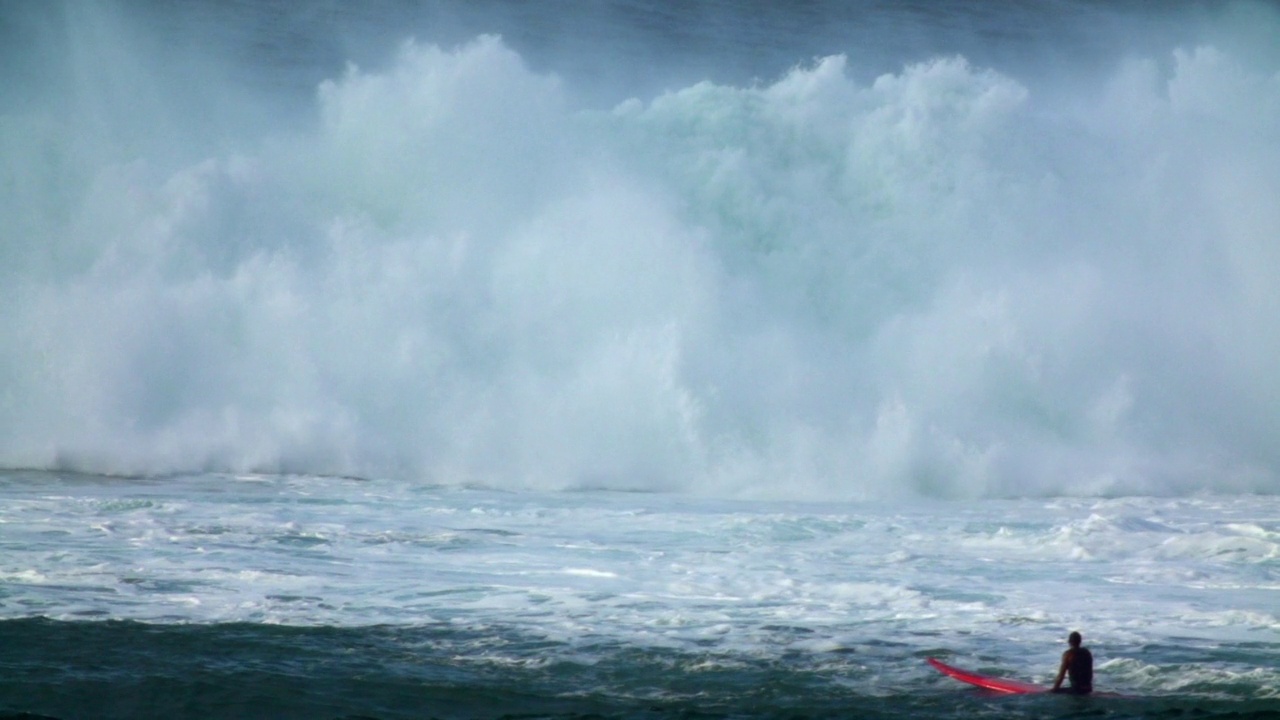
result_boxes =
[2,5,1280,499]
[0,474,1275,681]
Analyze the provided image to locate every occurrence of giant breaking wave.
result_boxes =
[2,8,1279,499]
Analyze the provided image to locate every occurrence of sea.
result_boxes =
[1,1,1278,718]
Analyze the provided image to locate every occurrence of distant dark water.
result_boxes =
[3,0,1200,107]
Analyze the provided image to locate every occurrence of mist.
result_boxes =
[1,1,1278,499]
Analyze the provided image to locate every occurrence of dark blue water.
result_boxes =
[2,618,1277,720]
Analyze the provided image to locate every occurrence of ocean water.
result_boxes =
[2,0,1279,717]
[2,472,1278,718]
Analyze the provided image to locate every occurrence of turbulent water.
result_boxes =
[1,472,1278,718]
[1,0,1279,717]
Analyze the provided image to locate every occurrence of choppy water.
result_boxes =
[1,472,1277,718]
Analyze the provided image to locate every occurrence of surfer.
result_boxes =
[1051,631,1093,694]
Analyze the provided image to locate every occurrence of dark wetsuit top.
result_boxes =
[1066,647,1093,694]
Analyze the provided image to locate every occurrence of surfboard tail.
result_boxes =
[927,657,1047,694]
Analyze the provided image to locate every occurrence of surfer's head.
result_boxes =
[1068,631,1082,647]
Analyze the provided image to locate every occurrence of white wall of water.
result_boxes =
[2,3,1279,499]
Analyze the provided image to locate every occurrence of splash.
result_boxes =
[2,6,1279,499]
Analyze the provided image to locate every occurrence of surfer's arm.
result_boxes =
[1051,650,1070,691]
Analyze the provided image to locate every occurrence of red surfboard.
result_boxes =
[927,657,1046,694]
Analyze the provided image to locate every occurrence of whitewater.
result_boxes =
[1,1,1278,717]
